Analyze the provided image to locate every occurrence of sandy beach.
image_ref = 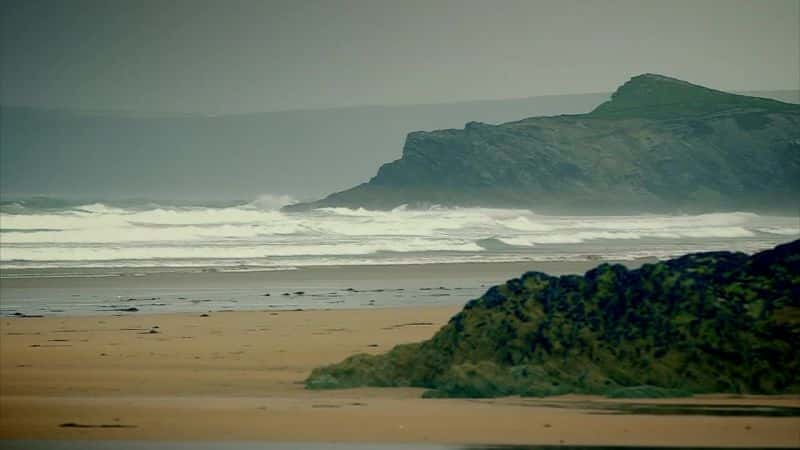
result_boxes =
[1,306,799,447]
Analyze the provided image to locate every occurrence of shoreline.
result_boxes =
[0,258,658,282]
[2,306,799,447]
[0,259,655,318]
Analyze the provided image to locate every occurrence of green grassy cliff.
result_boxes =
[307,239,800,398]
[590,73,797,119]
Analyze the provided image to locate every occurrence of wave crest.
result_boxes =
[1,201,797,269]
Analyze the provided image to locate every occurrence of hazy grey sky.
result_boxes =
[2,0,798,114]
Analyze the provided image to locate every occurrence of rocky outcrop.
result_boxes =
[306,239,800,397]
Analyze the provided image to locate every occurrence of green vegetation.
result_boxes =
[590,73,796,119]
[307,240,800,398]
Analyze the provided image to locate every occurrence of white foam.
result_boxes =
[756,226,800,236]
[1,202,796,268]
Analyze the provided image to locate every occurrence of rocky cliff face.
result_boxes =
[286,74,800,213]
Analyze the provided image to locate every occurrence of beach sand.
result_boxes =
[1,306,799,447]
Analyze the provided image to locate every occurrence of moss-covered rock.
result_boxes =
[605,385,693,399]
[307,240,800,398]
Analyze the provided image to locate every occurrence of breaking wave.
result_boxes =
[0,197,797,270]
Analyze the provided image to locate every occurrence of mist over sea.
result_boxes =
[1,195,797,277]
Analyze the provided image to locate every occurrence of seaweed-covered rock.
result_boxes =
[307,240,800,397]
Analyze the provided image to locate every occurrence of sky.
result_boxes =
[1,0,799,114]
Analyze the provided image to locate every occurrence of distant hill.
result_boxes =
[306,239,800,398]
[287,75,800,213]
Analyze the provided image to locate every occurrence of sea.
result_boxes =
[1,196,798,316]
[2,196,798,273]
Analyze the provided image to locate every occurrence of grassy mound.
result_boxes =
[307,240,800,398]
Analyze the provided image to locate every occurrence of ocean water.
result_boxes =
[1,197,797,276]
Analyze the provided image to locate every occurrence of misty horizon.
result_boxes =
[2,86,799,118]
[2,81,798,202]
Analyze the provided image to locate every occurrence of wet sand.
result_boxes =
[1,259,652,289]
[0,259,656,317]
[1,307,799,447]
